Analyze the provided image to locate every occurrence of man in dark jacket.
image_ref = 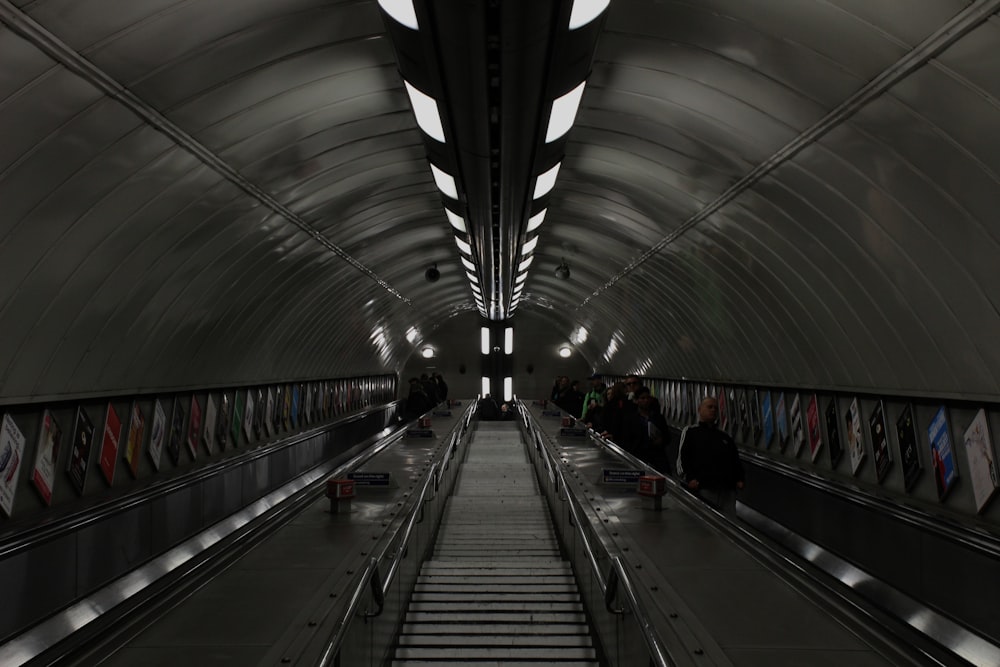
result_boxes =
[677,396,744,516]
[626,387,671,474]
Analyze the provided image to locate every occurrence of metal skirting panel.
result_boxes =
[740,461,1000,644]
[0,404,398,642]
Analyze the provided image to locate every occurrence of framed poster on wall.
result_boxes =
[187,396,202,460]
[806,394,823,462]
[761,391,774,447]
[847,398,865,475]
[750,390,762,444]
[775,392,788,451]
[243,389,255,443]
[825,399,843,468]
[869,400,892,483]
[895,404,921,490]
[253,388,265,439]
[166,398,184,465]
[32,410,62,505]
[148,399,166,471]
[67,406,95,495]
[217,393,230,449]
[266,387,276,435]
[718,387,728,431]
[963,409,998,513]
[203,394,217,455]
[232,391,244,446]
[790,393,805,457]
[282,385,292,431]
[738,390,750,442]
[98,403,122,486]
[928,406,959,501]
[122,401,145,479]
[0,414,26,516]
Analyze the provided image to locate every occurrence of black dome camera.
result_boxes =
[425,263,440,283]
[554,259,570,280]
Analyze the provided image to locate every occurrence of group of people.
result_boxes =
[404,373,448,418]
[551,374,744,516]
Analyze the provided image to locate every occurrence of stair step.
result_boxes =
[401,623,591,635]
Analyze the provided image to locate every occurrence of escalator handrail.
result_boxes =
[316,401,476,665]
[519,402,677,667]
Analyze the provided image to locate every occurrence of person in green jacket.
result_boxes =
[581,374,606,421]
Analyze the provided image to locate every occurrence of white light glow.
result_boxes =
[515,272,528,285]
[406,327,418,343]
[378,0,419,29]
[546,82,586,143]
[470,282,482,294]
[570,326,589,345]
[558,346,572,358]
[466,271,478,283]
[404,81,445,142]
[527,209,547,232]
[518,256,533,272]
[446,209,466,232]
[481,327,490,355]
[569,0,609,30]
[461,257,476,272]
[455,236,472,255]
[481,377,491,397]
[533,162,561,199]
[522,236,538,254]
[431,163,458,199]
[421,347,434,358]
[503,377,513,401]
[504,327,513,355]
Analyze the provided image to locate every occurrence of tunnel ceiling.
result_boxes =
[0,0,998,404]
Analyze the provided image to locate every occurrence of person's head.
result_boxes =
[608,382,627,402]
[636,388,654,413]
[500,403,509,412]
[624,375,641,393]
[558,376,570,388]
[588,373,602,388]
[698,396,718,423]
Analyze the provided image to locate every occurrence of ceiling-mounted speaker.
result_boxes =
[554,259,570,280]
[425,263,441,282]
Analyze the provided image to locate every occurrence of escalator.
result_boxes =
[392,421,600,665]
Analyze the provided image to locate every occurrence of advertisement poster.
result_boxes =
[187,396,202,460]
[681,384,689,423]
[928,406,959,501]
[963,409,998,513]
[123,402,145,478]
[807,394,822,461]
[203,394,217,455]
[67,406,95,495]
[167,397,184,465]
[775,392,788,450]
[738,390,750,442]
[869,400,892,483]
[750,390,762,444]
[304,384,312,424]
[761,391,774,447]
[825,399,843,468]
[149,399,166,471]
[98,403,122,486]
[266,388,275,436]
[0,414,26,516]
[32,410,62,505]
[895,404,921,490]
[243,390,255,442]
[718,388,728,431]
[253,388,264,438]
[283,385,292,430]
[847,398,865,475]
[790,393,805,456]
[232,391,244,446]
[216,393,230,449]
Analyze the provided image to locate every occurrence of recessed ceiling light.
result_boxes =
[533,162,561,199]
[455,236,472,255]
[527,209,546,232]
[545,82,586,143]
[522,236,538,255]
[446,208,466,232]
[404,81,445,142]
[378,0,419,30]
[431,163,458,199]
[568,0,609,30]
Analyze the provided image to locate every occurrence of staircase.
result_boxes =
[393,422,600,665]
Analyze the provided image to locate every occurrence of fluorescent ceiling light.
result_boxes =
[504,327,513,355]
[379,0,419,29]
[533,162,561,199]
[455,236,472,255]
[569,0,609,30]
[481,328,490,355]
[461,257,476,272]
[466,271,478,284]
[558,346,572,358]
[527,209,546,232]
[431,163,458,199]
[404,81,445,142]
[545,81,586,143]
[405,327,418,343]
[522,236,538,255]
[518,256,533,272]
[471,286,482,296]
[503,376,513,401]
[481,377,491,397]
[446,209,466,232]
[421,347,435,358]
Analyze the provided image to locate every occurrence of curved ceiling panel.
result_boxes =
[1,0,998,406]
